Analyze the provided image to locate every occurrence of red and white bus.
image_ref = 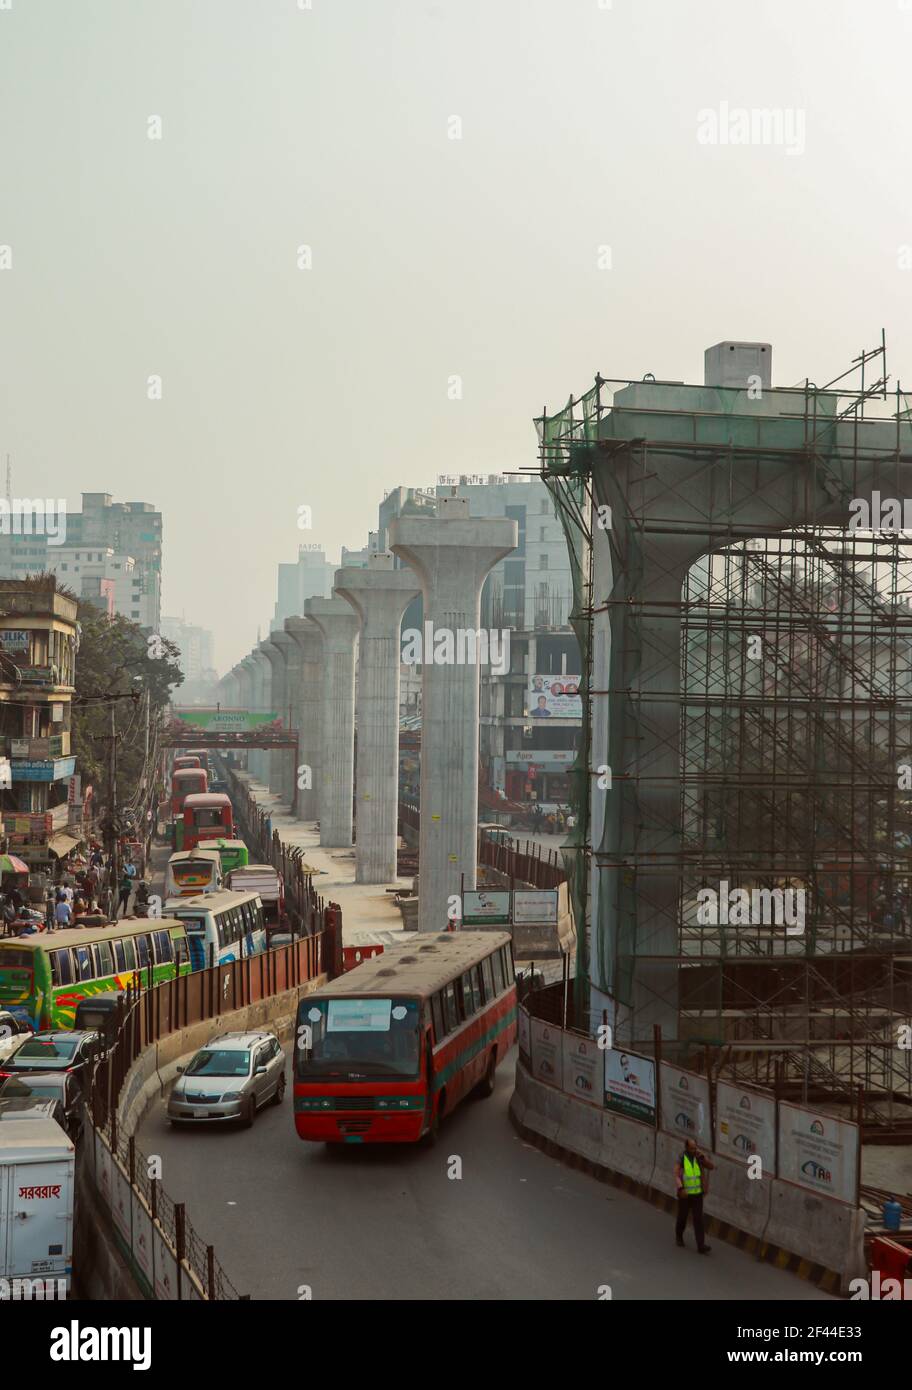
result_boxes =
[293,932,516,1144]
[182,792,233,851]
[171,767,208,820]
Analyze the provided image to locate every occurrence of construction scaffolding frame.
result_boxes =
[536,339,912,1138]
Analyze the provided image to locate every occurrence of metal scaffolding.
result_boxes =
[537,339,912,1138]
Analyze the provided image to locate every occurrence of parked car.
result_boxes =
[167,1030,285,1127]
[0,1072,85,1139]
[0,1010,35,1064]
[0,1031,100,1089]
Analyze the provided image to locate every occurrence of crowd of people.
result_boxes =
[0,841,151,937]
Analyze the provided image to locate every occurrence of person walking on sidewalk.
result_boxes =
[117,871,133,919]
[674,1137,714,1253]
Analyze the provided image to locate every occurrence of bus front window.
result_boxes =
[297,998,420,1080]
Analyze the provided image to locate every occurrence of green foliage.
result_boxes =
[71,607,183,799]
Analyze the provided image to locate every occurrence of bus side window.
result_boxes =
[481,955,495,1003]
[50,949,74,986]
[122,938,137,971]
[431,993,445,1041]
[113,940,126,972]
[498,947,512,990]
[460,970,478,1017]
[136,935,150,969]
[442,982,459,1033]
[491,949,506,995]
[173,935,188,966]
[74,946,92,981]
[96,941,114,977]
[154,931,173,964]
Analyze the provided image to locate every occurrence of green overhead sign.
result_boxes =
[173,709,278,731]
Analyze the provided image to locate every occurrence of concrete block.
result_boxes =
[703,1152,771,1238]
[600,1112,657,1187]
[766,1180,868,1292]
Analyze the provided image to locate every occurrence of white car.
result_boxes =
[0,1010,35,1064]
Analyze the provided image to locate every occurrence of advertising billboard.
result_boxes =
[513,889,559,925]
[462,889,512,926]
[527,675,582,719]
[604,1048,657,1124]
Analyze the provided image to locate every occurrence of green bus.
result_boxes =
[211,839,249,875]
[0,920,191,1032]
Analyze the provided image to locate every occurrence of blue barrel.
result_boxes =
[883,1198,903,1232]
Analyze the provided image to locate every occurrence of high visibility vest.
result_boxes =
[681,1154,703,1196]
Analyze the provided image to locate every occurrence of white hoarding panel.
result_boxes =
[530,1017,561,1086]
[561,1032,600,1102]
[714,1081,776,1172]
[659,1064,711,1145]
[777,1102,859,1205]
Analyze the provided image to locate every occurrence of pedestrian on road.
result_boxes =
[674,1137,714,1253]
[117,872,132,919]
[54,897,72,929]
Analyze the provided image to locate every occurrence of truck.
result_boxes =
[0,1118,74,1300]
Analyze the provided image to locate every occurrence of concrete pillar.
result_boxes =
[269,630,299,805]
[389,498,516,931]
[285,616,323,821]
[235,659,257,778]
[303,597,359,848]
[250,648,272,784]
[335,555,420,884]
[260,639,289,801]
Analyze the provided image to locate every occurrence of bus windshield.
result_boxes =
[297,997,421,1080]
[170,860,217,888]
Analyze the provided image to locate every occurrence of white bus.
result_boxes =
[168,890,267,972]
[165,849,223,902]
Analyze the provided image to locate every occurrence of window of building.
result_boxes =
[540,554,549,570]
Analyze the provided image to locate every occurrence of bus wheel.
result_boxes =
[477,1050,497,1099]
[242,1096,256,1128]
[272,1074,286,1105]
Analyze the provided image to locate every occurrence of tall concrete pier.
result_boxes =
[260,639,288,798]
[250,648,272,783]
[285,615,323,821]
[335,555,420,884]
[303,597,359,847]
[389,498,516,931]
[267,630,298,804]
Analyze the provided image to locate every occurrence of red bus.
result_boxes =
[182,792,233,851]
[173,755,201,773]
[293,931,516,1144]
[171,767,208,820]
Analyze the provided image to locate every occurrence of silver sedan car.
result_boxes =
[167,1031,286,1127]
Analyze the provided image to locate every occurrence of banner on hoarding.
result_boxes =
[518,1008,531,1060]
[462,889,511,926]
[604,1047,657,1124]
[561,1032,600,1102]
[714,1081,776,1171]
[513,889,559,925]
[529,1018,561,1086]
[659,1064,711,1145]
[527,675,582,719]
[777,1101,859,1204]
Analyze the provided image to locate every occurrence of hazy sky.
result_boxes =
[2,0,911,672]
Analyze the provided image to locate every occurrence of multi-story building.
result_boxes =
[44,546,139,619]
[0,577,77,819]
[0,492,162,630]
[160,616,215,684]
[272,545,337,627]
[65,494,162,630]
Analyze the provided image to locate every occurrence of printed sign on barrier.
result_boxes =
[561,1032,600,1102]
[604,1047,657,1124]
[777,1101,859,1205]
[714,1081,776,1171]
[659,1063,711,1145]
[530,1017,561,1086]
[518,1007,531,1060]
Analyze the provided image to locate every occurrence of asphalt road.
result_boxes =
[137,1053,833,1302]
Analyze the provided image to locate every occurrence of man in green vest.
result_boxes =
[674,1137,714,1253]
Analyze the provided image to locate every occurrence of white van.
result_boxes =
[0,1118,75,1299]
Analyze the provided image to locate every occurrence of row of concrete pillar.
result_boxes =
[218,499,518,931]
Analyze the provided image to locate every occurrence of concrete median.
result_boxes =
[600,1112,657,1188]
[765,1179,867,1293]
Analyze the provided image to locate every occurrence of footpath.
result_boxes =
[234,772,407,942]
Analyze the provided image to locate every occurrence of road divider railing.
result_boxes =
[83,930,327,1300]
